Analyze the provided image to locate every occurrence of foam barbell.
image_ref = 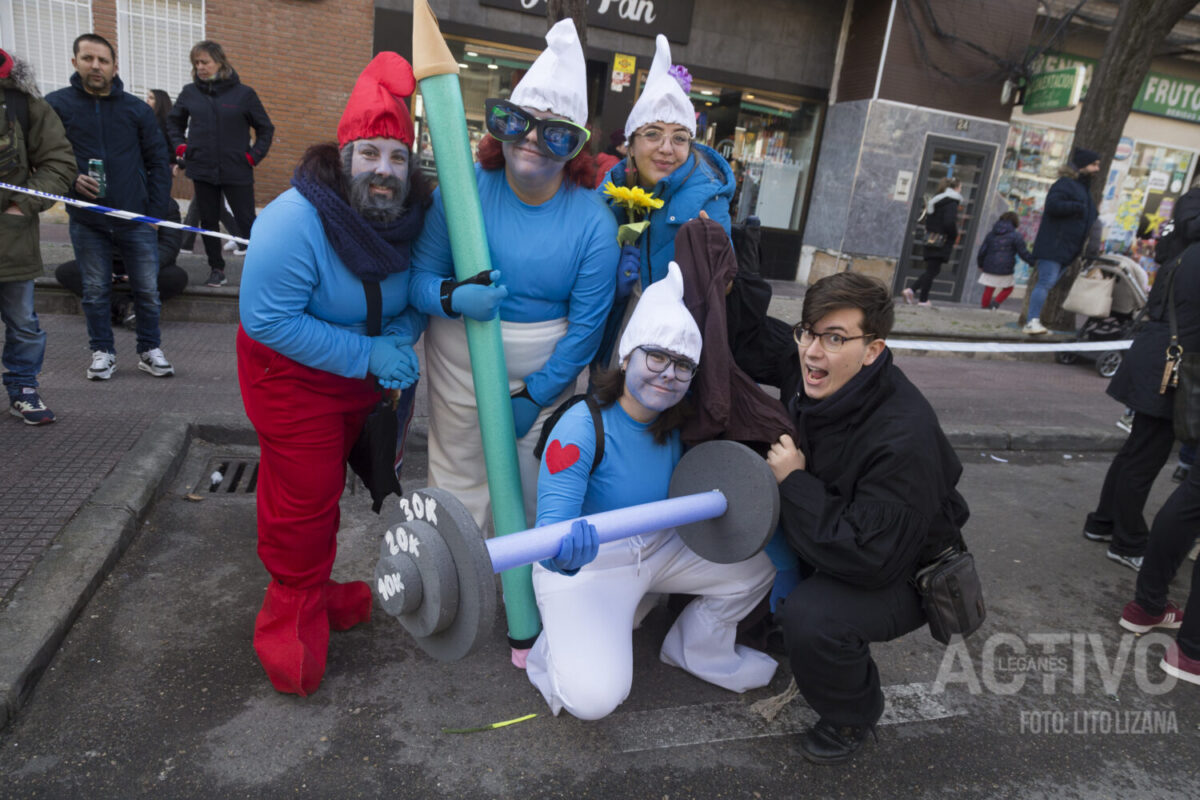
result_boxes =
[373,440,780,661]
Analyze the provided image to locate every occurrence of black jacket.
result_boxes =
[1107,242,1200,419]
[976,218,1032,276]
[167,70,273,186]
[1031,165,1098,264]
[922,190,960,262]
[45,74,170,230]
[753,347,968,589]
[1155,187,1200,267]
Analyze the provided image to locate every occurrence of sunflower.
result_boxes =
[602,181,663,246]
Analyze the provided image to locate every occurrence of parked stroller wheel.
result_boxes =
[1056,352,1079,365]
[1096,351,1122,378]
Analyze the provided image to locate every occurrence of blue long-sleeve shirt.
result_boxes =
[410,167,619,406]
[238,188,425,378]
[536,400,680,527]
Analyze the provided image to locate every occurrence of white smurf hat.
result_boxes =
[618,262,702,365]
[624,34,695,141]
[509,18,589,127]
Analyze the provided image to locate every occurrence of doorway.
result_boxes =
[894,136,995,302]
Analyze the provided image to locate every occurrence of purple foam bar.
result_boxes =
[484,491,728,573]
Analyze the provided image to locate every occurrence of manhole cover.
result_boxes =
[195,456,259,496]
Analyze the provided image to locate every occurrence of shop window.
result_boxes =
[116,0,204,102]
[635,71,824,233]
[0,0,93,97]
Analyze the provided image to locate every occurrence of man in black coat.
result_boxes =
[1024,147,1102,335]
[755,272,968,764]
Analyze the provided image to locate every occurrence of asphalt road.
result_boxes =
[0,439,1196,799]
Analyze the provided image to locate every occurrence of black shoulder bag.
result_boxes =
[913,541,986,645]
[347,281,404,513]
[1164,247,1200,445]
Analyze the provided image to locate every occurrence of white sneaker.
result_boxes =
[87,350,116,380]
[1023,318,1048,335]
[223,239,237,252]
[137,347,175,377]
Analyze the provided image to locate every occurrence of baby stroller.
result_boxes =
[1055,254,1149,378]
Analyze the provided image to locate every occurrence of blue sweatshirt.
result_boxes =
[239,188,425,379]
[410,166,619,406]
[536,400,680,527]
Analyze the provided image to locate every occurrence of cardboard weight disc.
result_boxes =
[376,487,496,662]
[668,440,779,564]
[375,519,454,636]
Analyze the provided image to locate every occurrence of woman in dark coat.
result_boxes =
[1084,237,1200,571]
[167,40,273,287]
[904,177,961,307]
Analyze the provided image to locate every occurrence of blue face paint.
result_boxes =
[623,348,688,417]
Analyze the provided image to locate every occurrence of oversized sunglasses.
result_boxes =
[484,98,590,161]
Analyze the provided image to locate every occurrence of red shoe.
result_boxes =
[325,580,372,631]
[253,581,330,697]
[1161,642,1200,686]
[1119,600,1183,633]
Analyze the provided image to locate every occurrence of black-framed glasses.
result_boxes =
[484,98,590,161]
[792,324,874,353]
[638,347,697,381]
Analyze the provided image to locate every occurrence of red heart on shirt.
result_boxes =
[545,439,581,474]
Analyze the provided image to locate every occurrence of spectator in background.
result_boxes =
[975,210,1032,310]
[0,47,76,425]
[1023,147,1101,335]
[903,177,961,308]
[168,40,273,288]
[592,129,626,188]
[46,33,174,381]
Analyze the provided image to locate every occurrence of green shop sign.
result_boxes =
[1023,66,1085,113]
[1026,52,1200,124]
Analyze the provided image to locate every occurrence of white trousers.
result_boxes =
[525,530,777,720]
[424,315,571,533]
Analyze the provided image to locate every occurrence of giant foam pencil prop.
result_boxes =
[412,0,540,654]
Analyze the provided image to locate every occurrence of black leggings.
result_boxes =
[193,181,257,269]
[911,258,946,302]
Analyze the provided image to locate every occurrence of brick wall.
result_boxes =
[208,0,374,205]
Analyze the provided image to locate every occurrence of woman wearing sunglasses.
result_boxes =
[594,35,735,366]
[410,20,619,536]
[526,263,776,720]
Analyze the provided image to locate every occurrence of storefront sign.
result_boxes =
[1022,66,1085,114]
[479,0,694,44]
[610,52,636,92]
[1028,52,1200,125]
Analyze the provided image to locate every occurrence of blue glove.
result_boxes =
[769,566,800,614]
[615,244,640,299]
[450,270,508,321]
[368,338,419,390]
[511,385,541,438]
[540,518,599,576]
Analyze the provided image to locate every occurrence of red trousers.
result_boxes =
[237,327,380,589]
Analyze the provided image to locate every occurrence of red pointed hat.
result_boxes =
[337,52,416,148]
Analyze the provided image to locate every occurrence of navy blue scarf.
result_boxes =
[291,172,425,282]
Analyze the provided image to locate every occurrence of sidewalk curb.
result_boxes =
[0,415,1120,729]
[0,414,250,730]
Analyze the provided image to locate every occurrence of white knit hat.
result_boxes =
[618,262,702,365]
[624,34,696,141]
[509,19,589,127]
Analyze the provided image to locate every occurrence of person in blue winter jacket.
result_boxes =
[975,211,1033,310]
[594,35,733,367]
[409,20,618,536]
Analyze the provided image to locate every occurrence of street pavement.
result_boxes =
[0,222,1194,797]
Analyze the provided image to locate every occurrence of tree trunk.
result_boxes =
[547,0,588,47]
[1029,0,1195,331]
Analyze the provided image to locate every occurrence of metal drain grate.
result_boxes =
[195,456,259,496]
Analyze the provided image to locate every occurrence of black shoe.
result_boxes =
[1173,465,1191,483]
[205,268,228,287]
[799,719,872,765]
